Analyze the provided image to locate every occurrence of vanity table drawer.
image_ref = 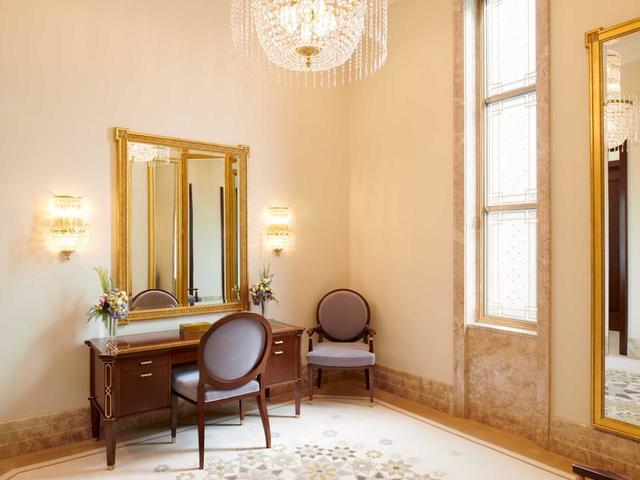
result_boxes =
[265,343,295,386]
[271,335,295,349]
[122,354,169,372]
[120,365,170,415]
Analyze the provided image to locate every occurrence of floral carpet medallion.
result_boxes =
[605,368,640,426]
[185,441,446,480]
[1,397,570,480]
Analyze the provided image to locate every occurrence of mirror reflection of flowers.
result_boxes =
[250,264,278,317]
[87,267,129,339]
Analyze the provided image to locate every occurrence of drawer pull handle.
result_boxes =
[140,373,153,378]
[273,340,284,345]
[273,350,284,356]
[140,360,153,365]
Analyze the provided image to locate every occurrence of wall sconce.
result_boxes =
[266,207,291,256]
[49,195,88,261]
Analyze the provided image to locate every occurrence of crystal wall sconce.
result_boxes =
[266,207,291,256]
[49,195,88,261]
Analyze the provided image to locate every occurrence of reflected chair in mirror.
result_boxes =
[130,289,179,311]
[170,312,273,469]
[307,289,376,403]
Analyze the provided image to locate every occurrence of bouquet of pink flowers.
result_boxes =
[249,264,277,317]
[87,267,128,336]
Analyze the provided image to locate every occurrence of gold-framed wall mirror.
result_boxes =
[115,128,249,322]
[587,17,640,440]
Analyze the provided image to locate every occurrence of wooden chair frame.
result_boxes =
[170,312,272,469]
[306,289,376,403]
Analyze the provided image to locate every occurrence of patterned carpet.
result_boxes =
[605,368,640,426]
[1,397,570,480]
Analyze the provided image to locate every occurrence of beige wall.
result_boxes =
[347,0,640,430]
[3,0,640,439]
[348,0,455,385]
[551,0,640,424]
[0,0,350,421]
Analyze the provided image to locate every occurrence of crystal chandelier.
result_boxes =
[605,50,640,150]
[231,0,388,87]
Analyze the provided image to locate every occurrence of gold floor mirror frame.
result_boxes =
[115,128,249,322]
[587,17,640,441]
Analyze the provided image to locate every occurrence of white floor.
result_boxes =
[1,397,571,480]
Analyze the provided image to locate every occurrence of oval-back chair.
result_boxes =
[306,289,376,403]
[170,312,273,469]
[130,289,179,311]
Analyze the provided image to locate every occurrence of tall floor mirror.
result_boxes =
[587,17,640,439]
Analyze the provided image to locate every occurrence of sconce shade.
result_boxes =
[49,195,88,260]
[267,207,291,255]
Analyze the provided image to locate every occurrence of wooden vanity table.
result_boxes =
[85,319,303,469]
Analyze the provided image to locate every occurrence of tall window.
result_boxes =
[480,0,537,327]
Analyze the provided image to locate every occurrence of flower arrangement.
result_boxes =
[249,264,277,317]
[87,267,129,338]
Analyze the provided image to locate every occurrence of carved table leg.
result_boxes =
[103,418,116,470]
[90,400,100,439]
[294,379,301,416]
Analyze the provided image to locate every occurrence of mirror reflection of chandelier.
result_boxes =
[231,0,388,87]
[605,50,640,150]
[128,143,171,166]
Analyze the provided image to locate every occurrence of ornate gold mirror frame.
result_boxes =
[115,128,249,322]
[587,17,640,440]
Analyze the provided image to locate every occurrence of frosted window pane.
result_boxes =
[485,0,536,96]
[486,209,537,322]
[486,93,537,205]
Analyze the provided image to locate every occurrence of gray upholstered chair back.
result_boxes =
[202,316,269,381]
[317,289,370,341]
[130,289,179,310]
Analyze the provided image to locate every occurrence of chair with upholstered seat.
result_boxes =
[130,289,179,310]
[170,312,272,469]
[307,289,376,403]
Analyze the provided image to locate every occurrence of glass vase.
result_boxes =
[106,316,118,343]
[260,303,266,318]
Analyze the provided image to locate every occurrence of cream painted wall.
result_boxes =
[0,0,350,421]
[3,0,640,436]
[346,0,640,428]
[348,0,455,385]
[551,0,640,424]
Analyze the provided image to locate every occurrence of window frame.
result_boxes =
[476,0,538,331]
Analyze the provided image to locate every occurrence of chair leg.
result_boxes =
[317,368,322,389]
[364,369,370,390]
[197,400,205,469]
[307,365,314,402]
[369,366,375,404]
[256,390,271,448]
[239,399,245,425]
[170,394,178,443]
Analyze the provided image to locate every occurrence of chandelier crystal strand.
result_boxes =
[605,49,640,150]
[231,0,387,87]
